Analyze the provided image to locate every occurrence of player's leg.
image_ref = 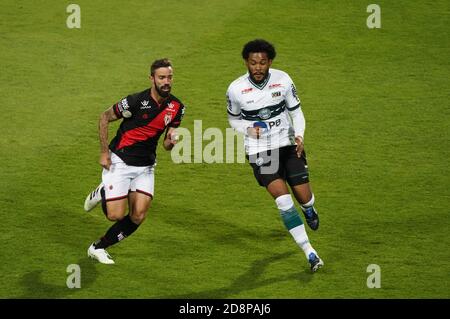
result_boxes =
[87,197,128,264]
[96,165,155,251]
[285,147,319,231]
[283,146,322,271]
[87,162,132,264]
[128,165,154,225]
[249,148,322,272]
[128,191,152,225]
[267,179,322,272]
[291,183,318,229]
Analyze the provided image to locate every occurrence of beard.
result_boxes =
[155,84,171,98]
[249,70,269,84]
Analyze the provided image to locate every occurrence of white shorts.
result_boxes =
[102,152,155,201]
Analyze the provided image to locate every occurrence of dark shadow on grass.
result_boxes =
[157,251,313,298]
[17,257,99,298]
[159,205,287,251]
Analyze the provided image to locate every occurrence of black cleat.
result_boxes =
[303,206,319,230]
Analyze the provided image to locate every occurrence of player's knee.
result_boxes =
[106,209,125,221]
[130,210,147,224]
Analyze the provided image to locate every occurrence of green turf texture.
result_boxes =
[0,0,448,298]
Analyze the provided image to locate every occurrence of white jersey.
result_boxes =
[226,68,305,155]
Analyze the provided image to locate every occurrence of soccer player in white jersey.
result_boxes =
[226,39,323,272]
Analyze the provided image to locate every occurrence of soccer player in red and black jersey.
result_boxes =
[83,58,186,264]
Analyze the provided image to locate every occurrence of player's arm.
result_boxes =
[226,89,260,138]
[98,106,119,169]
[163,103,185,151]
[163,127,178,151]
[288,106,306,157]
[285,77,306,157]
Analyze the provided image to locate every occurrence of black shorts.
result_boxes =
[247,145,310,187]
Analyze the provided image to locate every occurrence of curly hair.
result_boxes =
[241,39,276,60]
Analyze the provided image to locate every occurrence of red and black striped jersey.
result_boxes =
[109,88,185,166]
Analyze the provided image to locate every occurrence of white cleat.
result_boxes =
[87,243,115,264]
[84,183,103,212]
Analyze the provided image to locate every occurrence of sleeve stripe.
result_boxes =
[286,103,300,111]
[113,103,122,118]
[227,109,241,117]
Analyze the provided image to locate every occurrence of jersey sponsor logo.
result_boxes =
[267,118,281,129]
[258,108,272,120]
[272,91,281,98]
[168,102,175,110]
[246,100,254,104]
[140,100,152,109]
[241,87,253,94]
[269,83,282,89]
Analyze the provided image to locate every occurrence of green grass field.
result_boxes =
[0,0,448,299]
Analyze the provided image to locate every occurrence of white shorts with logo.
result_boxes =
[102,152,155,201]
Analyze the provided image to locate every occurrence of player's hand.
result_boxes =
[247,127,261,139]
[168,130,179,145]
[164,129,178,150]
[99,151,112,170]
[295,136,304,158]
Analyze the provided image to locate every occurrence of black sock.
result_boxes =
[100,187,107,217]
[94,215,139,249]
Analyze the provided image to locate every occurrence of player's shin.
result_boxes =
[275,194,316,258]
[94,215,139,249]
[300,193,315,211]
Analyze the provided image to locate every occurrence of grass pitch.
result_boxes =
[0,0,448,298]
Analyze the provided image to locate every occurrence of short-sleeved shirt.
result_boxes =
[109,88,185,166]
[226,68,301,155]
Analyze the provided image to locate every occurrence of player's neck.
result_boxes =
[150,87,168,105]
[249,73,269,85]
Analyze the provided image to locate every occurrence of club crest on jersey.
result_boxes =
[258,107,271,120]
[168,102,175,110]
[164,112,172,126]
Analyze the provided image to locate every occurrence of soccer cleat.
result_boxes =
[87,243,115,264]
[302,206,319,231]
[84,183,103,212]
[308,252,324,272]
